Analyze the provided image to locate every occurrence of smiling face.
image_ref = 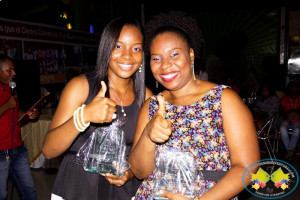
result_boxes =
[108,25,143,79]
[150,32,194,91]
[0,59,16,86]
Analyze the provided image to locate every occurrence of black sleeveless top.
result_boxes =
[52,72,142,200]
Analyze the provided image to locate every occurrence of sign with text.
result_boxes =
[0,18,100,45]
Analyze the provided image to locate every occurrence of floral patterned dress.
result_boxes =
[134,85,233,199]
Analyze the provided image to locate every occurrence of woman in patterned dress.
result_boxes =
[128,11,260,200]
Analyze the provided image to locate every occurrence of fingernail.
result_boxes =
[159,190,164,195]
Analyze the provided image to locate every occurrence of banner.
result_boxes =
[0,18,99,84]
[0,18,100,45]
[0,18,99,107]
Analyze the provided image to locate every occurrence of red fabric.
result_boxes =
[280,95,300,111]
[0,84,22,150]
[232,85,240,94]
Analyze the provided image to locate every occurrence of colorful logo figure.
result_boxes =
[251,167,290,191]
[243,159,299,199]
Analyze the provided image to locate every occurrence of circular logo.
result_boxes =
[242,159,299,199]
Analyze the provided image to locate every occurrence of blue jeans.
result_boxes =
[0,144,37,200]
[279,120,300,151]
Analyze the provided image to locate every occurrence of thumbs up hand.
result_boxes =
[84,81,117,124]
[145,95,172,143]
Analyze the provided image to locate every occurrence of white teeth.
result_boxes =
[161,72,178,79]
[119,64,132,68]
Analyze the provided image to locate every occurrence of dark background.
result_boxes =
[1,0,300,100]
[14,60,41,111]
[0,0,295,33]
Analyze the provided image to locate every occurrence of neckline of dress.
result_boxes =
[161,84,224,107]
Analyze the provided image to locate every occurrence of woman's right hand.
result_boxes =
[84,81,117,124]
[144,95,172,143]
[100,168,134,187]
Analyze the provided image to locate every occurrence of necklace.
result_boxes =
[109,80,131,117]
[290,97,298,109]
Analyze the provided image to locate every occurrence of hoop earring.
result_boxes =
[139,64,142,73]
[156,81,158,88]
[192,62,196,81]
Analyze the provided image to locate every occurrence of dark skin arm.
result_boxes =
[128,95,173,179]
[19,107,39,120]
[0,96,17,118]
[0,94,39,120]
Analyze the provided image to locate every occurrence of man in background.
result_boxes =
[0,54,39,200]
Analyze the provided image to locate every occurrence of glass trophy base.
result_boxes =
[153,197,169,200]
[153,195,193,200]
[84,161,124,176]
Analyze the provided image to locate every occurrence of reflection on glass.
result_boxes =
[288,48,300,74]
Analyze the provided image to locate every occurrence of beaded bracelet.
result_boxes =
[73,104,90,132]
[80,104,90,127]
[76,108,86,130]
[73,109,84,132]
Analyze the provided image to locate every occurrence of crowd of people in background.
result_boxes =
[201,28,300,161]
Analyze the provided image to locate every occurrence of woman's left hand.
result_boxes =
[159,190,191,200]
[101,169,134,187]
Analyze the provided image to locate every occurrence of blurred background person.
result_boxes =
[0,53,39,200]
[224,73,240,95]
[279,81,300,160]
[254,82,280,132]
[206,37,228,84]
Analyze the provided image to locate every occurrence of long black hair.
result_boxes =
[94,17,146,108]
